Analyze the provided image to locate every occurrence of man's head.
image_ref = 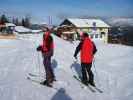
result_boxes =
[81,32,89,40]
[42,27,50,32]
[43,30,51,39]
[46,27,50,31]
[83,33,89,37]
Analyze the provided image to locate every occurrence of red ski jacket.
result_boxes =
[81,38,93,63]
[74,37,97,63]
[41,31,54,54]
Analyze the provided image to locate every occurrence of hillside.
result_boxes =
[104,17,133,27]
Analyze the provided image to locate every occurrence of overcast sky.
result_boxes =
[0,0,133,24]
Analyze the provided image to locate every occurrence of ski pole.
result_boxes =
[93,59,101,87]
[37,51,41,76]
[33,40,41,76]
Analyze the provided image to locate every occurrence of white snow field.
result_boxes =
[0,34,133,100]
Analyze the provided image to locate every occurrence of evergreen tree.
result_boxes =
[22,18,25,26]
[13,18,19,26]
[24,16,30,28]
[12,17,16,24]
[0,14,9,24]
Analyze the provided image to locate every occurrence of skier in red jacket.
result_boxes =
[37,28,55,87]
[74,33,97,86]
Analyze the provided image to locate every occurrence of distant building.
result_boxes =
[5,23,16,34]
[0,23,16,35]
[59,18,110,42]
[0,23,6,33]
[56,25,77,41]
[30,21,48,31]
[5,23,16,27]
[14,26,32,34]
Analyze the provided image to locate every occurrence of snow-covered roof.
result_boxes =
[62,31,76,34]
[31,30,42,33]
[67,18,110,28]
[15,26,31,33]
[5,23,16,27]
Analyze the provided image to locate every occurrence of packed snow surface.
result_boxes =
[0,34,133,100]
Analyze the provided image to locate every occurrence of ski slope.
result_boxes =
[0,34,133,100]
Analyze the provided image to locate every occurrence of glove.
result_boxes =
[36,45,42,51]
[73,55,77,60]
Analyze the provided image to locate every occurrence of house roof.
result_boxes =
[31,29,42,33]
[5,23,16,27]
[67,18,110,28]
[15,26,31,33]
[62,31,76,34]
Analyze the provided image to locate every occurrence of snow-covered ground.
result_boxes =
[0,34,133,100]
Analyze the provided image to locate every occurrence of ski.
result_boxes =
[28,73,43,77]
[73,75,103,93]
[28,73,69,86]
[89,85,103,93]
[73,75,96,93]
[27,76,69,92]
[28,73,39,77]
[27,76,58,90]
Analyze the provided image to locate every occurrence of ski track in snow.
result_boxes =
[0,34,133,100]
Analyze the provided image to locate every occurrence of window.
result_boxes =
[95,34,98,38]
[90,34,94,39]
[100,34,103,38]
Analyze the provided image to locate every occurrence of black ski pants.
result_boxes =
[81,63,94,84]
[43,54,55,83]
